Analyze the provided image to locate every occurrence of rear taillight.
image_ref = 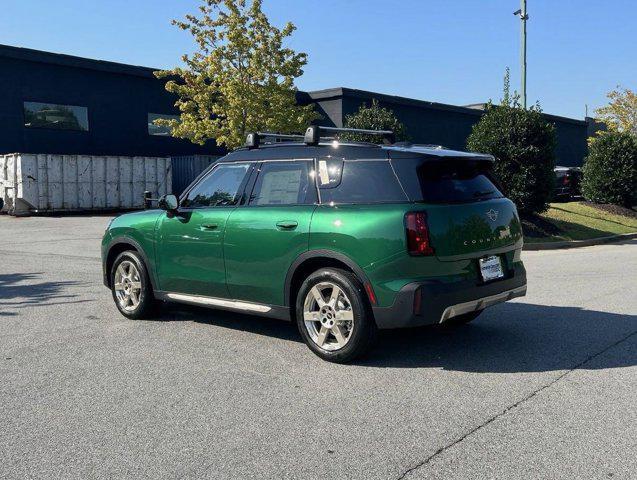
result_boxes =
[405,212,434,256]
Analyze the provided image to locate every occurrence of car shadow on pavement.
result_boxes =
[157,301,637,373]
[360,302,637,372]
[159,302,302,343]
[0,272,90,316]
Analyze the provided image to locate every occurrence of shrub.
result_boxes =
[582,131,637,207]
[466,101,556,214]
[341,99,408,143]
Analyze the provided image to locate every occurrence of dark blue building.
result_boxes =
[0,44,594,167]
[299,88,596,167]
[0,44,221,157]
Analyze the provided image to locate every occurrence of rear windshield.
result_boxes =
[391,158,503,203]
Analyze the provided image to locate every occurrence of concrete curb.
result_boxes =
[524,232,637,250]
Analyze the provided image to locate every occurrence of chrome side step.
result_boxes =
[160,292,272,313]
[439,285,527,323]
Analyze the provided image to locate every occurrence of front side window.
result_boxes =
[148,113,180,136]
[249,161,316,206]
[181,163,251,208]
[24,102,89,131]
[319,160,407,204]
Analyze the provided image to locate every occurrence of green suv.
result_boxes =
[102,126,526,362]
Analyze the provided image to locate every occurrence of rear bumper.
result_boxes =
[372,263,527,329]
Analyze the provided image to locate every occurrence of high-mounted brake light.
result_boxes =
[405,212,434,256]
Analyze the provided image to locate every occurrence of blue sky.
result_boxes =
[2,0,634,119]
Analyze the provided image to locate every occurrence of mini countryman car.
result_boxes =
[102,126,527,363]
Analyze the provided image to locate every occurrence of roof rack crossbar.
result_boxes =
[256,132,305,140]
[319,126,394,135]
[304,126,395,145]
[245,126,396,149]
[245,131,306,148]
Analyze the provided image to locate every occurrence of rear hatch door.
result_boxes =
[425,197,523,260]
[390,152,523,260]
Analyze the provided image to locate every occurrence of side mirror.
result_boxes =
[158,194,179,212]
[143,191,153,209]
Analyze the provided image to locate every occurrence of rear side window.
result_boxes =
[319,160,407,204]
[249,160,317,206]
[391,158,503,203]
[181,163,251,208]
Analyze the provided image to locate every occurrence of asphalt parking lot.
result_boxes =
[1,215,636,479]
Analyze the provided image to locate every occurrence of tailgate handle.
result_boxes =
[276,220,298,230]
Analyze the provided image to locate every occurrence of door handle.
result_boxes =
[200,223,219,230]
[276,220,298,230]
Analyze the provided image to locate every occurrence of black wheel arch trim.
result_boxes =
[284,249,372,307]
[103,237,158,291]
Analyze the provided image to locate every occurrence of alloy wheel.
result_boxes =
[114,260,142,312]
[303,281,354,351]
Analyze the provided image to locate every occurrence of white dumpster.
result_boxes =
[0,154,171,216]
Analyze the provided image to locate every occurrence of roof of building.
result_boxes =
[0,44,158,78]
[0,44,586,126]
[462,102,586,126]
[302,87,485,117]
[305,87,586,126]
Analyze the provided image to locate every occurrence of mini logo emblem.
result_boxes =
[486,209,499,222]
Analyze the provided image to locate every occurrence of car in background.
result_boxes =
[554,166,582,201]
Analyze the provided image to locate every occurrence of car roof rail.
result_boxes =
[304,126,395,145]
[245,126,395,149]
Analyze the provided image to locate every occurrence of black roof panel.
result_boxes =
[218,141,493,162]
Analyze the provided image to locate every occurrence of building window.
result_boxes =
[148,113,179,136]
[24,102,89,131]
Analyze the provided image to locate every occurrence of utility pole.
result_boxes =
[514,0,529,109]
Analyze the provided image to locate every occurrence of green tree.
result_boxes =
[466,69,556,214]
[341,99,407,143]
[155,0,318,149]
[595,86,637,137]
[582,131,637,207]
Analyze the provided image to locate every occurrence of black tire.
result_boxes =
[443,309,483,327]
[110,250,155,319]
[295,268,377,363]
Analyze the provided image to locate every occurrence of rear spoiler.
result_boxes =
[384,144,495,163]
[425,155,496,164]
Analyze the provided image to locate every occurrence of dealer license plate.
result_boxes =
[479,255,504,282]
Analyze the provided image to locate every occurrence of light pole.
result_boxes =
[513,0,529,109]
